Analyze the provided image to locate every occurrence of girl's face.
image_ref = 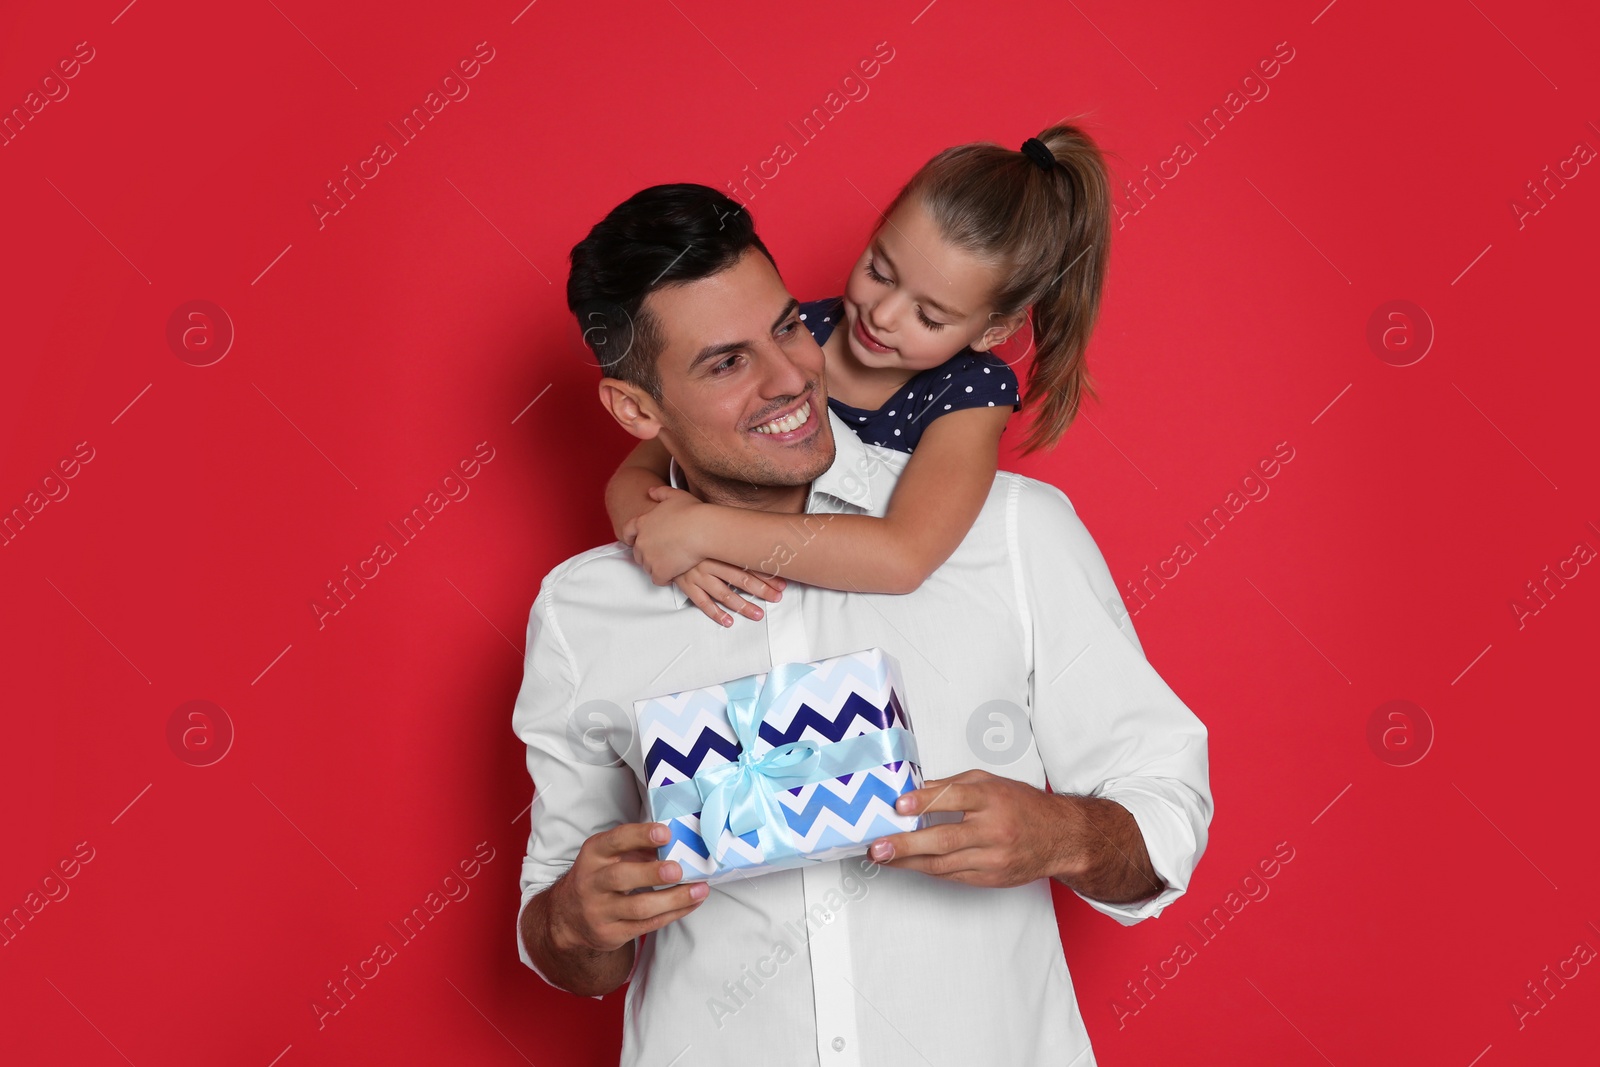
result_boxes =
[836,194,1022,374]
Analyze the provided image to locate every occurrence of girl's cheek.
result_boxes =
[843,269,870,307]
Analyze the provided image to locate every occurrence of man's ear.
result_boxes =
[970,309,1029,353]
[598,378,666,441]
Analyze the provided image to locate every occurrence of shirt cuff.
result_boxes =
[1069,784,1198,926]
[517,886,640,999]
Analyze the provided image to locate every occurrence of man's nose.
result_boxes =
[755,340,811,397]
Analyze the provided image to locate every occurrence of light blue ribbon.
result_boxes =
[648,662,921,869]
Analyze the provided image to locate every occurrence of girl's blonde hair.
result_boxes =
[883,121,1113,454]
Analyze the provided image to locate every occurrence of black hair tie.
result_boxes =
[1021,137,1056,171]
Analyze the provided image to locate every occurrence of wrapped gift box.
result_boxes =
[637,647,925,885]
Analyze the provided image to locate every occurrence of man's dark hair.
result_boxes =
[567,183,775,400]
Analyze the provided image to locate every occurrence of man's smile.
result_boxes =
[749,395,820,442]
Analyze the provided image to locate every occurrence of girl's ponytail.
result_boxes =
[1021,123,1111,454]
[884,120,1113,454]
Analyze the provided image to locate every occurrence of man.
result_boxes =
[514,183,1212,1066]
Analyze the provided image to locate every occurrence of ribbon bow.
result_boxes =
[693,663,822,865]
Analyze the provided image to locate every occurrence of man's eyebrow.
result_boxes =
[688,298,802,371]
[874,243,963,320]
[771,297,799,333]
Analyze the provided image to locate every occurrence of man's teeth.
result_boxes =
[754,401,812,435]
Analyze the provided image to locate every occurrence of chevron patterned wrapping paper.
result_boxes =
[636,646,926,886]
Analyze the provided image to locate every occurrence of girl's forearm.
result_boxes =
[696,506,929,594]
[697,407,1007,591]
[605,465,668,541]
[605,438,673,541]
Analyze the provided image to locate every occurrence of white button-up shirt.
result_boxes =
[513,407,1212,1066]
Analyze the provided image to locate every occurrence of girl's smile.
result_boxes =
[852,312,896,357]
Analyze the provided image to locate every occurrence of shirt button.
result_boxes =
[832,1037,846,1051]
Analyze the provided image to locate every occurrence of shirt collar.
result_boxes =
[663,405,877,608]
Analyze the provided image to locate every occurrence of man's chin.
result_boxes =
[744,419,835,487]
[686,421,834,494]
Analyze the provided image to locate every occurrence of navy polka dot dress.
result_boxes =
[799,296,1022,454]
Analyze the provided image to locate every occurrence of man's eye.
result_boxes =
[776,320,799,337]
[713,354,742,374]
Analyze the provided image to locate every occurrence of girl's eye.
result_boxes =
[916,308,946,331]
[864,260,890,284]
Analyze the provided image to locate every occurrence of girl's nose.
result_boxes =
[878,286,917,330]
[863,297,895,337]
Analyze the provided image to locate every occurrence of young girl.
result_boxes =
[606,123,1113,625]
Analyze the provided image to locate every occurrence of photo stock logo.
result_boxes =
[166,700,235,767]
[1365,699,1433,768]
[575,301,639,375]
[311,841,496,1030]
[1365,300,1433,367]
[1509,930,1597,1031]
[1508,523,1597,631]
[1112,840,1296,1028]
[309,442,497,630]
[723,41,896,205]
[1509,132,1596,231]
[310,42,497,230]
[1120,442,1297,616]
[166,300,234,367]
[1,841,96,949]
[1,40,96,150]
[563,698,636,768]
[965,699,1034,767]
[705,856,883,1029]
[1115,41,1296,229]
[1,441,95,550]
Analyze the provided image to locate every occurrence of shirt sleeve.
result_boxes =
[513,578,645,994]
[916,353,1023,426]
[1011,478,1213,925]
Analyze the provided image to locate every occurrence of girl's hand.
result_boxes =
[622,485,715,586]
[674,560,787,627]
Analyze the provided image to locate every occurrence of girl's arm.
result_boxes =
[632,405,1010,595]
[604,437,672,542]
[606,436,786,625]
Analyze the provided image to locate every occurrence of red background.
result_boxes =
[3,0,1597,1063]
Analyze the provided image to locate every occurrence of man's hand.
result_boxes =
[620,486,710,585]
[525,821,709,996]
[865,769,1167,904]
[863,769,1071,889]
[549,821,710,957]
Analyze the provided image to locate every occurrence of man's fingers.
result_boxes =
[618,877,707,919]
[869,820,973,862]
[898,776,976,817]
[624,888,710,934]
[875,847,989,880]
[565,823,712,954]
[596,821,671,859]
[615,846,658,864]
[602,855,690,895]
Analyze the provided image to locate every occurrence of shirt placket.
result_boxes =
[764,581,862,1066]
